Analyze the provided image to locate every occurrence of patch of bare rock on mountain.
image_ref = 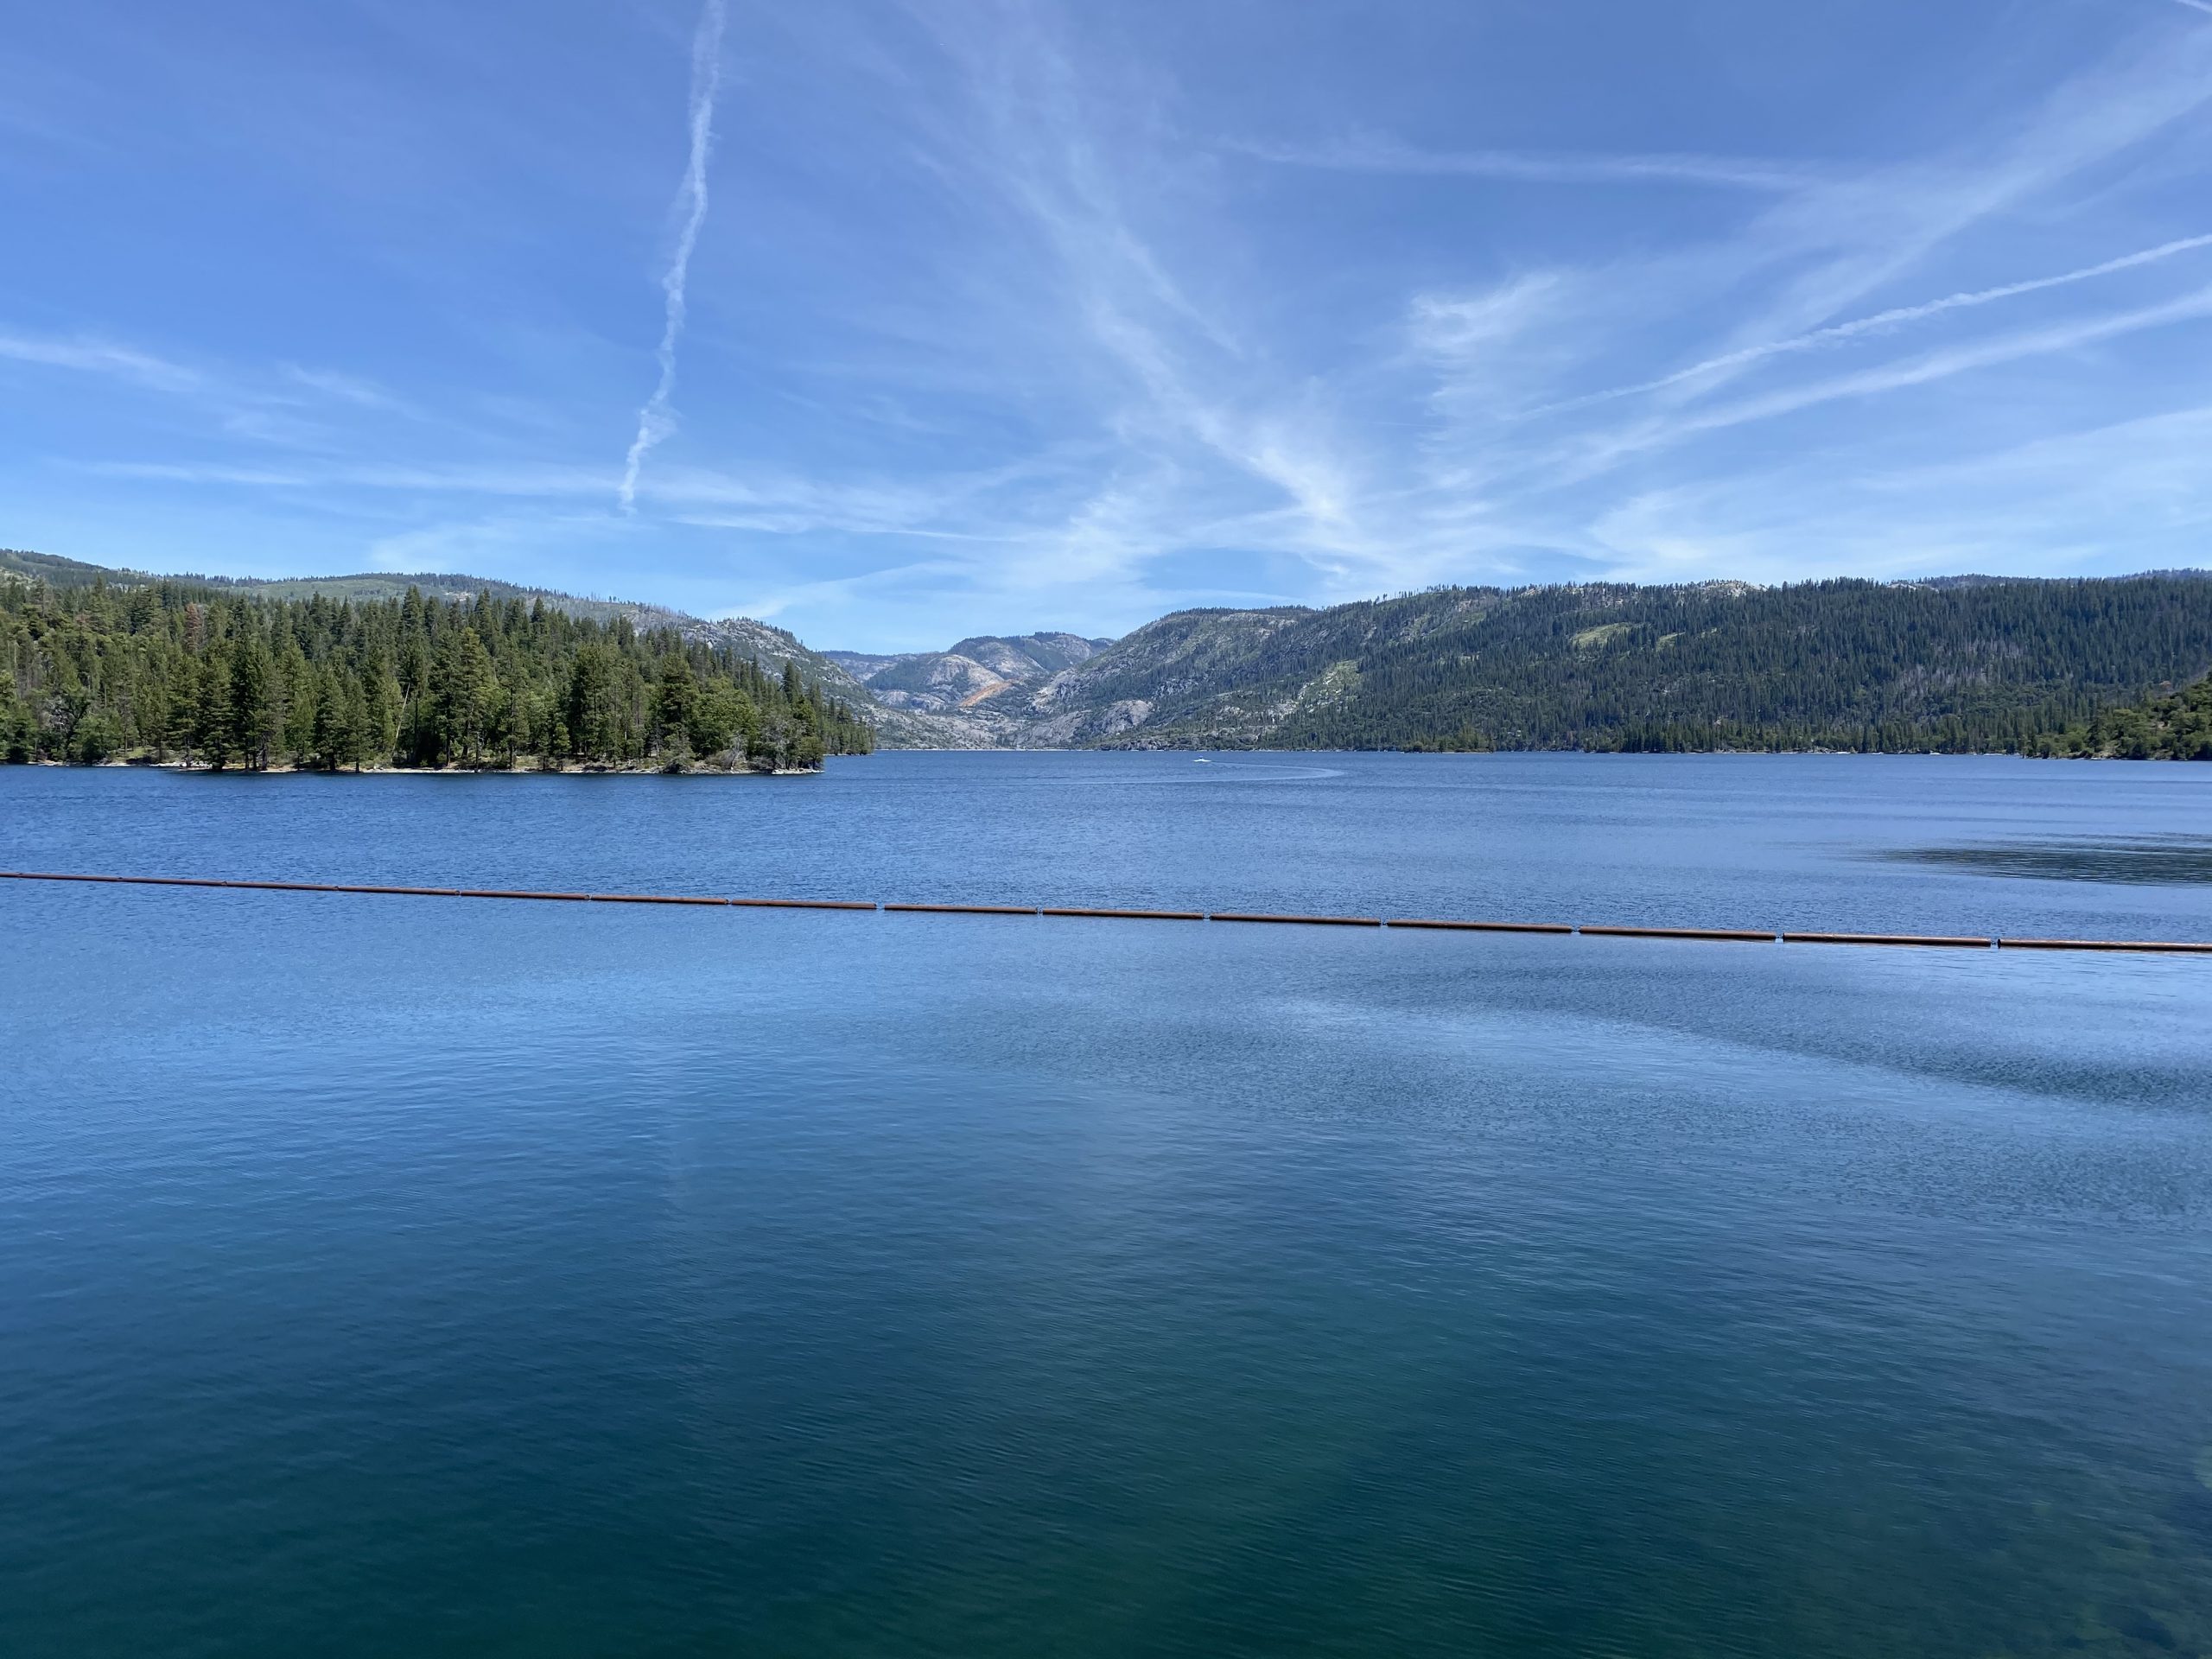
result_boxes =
[823,632,1116,741]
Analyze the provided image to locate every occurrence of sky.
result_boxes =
[5,0,2212,651]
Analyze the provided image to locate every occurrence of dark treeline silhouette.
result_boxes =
[2,571,874,771]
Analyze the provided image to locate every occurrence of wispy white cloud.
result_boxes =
[0,330,209,395]
[1,326,469,444]
[1548,231,2212,412]
[1540,283,2212,486]
[1586,403,2212,583]
[1616,23,2212,404]
[618,0,727,513]
[901,0,1385,579]
[279,363,418,415]
[1232,134,1820,192]
[79,457,621,498]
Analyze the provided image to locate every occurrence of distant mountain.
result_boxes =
[824,632,1115,727]
[925,575,2212,753]
[5,549,605,613]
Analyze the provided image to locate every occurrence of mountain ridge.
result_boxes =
[938,574,2212,753]
[824,632,1116,727]
[12,546,2212,754]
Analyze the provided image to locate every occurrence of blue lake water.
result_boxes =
[3,753,2210,1656]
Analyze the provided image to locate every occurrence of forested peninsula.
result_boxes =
[1,569,874,772]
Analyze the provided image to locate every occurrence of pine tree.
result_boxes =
[653,648,697,761]
[431,626,495,764]
[194,643,235,767]
[228,634,276,769]
[281,645,318,764]
[363,655,401,763]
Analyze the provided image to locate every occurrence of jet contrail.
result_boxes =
[1546,230,2212,414]
[620,0,727,513]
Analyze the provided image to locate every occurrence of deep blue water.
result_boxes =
[3,753,2210,1657]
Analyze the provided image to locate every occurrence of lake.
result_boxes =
[3,753,2210,1657]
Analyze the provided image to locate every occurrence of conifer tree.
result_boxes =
[653,648,697,760]
[281,644,318,762]
[194,642,235,767]
[228,634,276,768]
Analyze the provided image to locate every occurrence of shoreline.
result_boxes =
[3,747,2200,771]
[9,756,829,777]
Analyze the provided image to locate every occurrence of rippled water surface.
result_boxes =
[1885,836,2212,887]
[3,754,2210,1657]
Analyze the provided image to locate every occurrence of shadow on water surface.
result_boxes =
[1884,837,2212,887]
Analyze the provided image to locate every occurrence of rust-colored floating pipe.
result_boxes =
[1040,906,1206,921]
[6,873,2212,955]
[1999,937,2212,954]
[588,893,730,906]
[454,888,595,901]
[730,897,878,911]
[1387,918,1576,934]
[1580,925,1778,943]
[883,902,1039,916]
[1208,911,1382,927]
[1782,931,1991,948]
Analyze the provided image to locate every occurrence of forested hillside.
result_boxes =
[1,568,874,771]
[2037,670,2212,759]
[3,545,973,753]
[1003,575,2212,753]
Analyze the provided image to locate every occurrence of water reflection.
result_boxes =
[1887,837,2212,886]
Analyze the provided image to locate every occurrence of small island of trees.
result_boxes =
[1,572,874,772]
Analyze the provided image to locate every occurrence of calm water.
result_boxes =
[3,753,2210,1657]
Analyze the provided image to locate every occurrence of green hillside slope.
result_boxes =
[1016,575,2212,753]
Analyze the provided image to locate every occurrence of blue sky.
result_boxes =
[5,0,2212,651]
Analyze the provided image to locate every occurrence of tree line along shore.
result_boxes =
[2,573,874,772]
[6,562,2209,766]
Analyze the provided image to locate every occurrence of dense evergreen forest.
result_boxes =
[1049,575,2212,754]
[0,569,874,771]
[2036,670,2212,759]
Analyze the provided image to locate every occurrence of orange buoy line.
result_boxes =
[1781,930,1991,949]
[3,869,2209,955]
[1580,925,1777,944]
[1209,911,1383,928]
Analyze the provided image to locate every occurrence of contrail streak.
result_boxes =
[1546,231,2212,414]
[620,0,727,513]
[2174,0,2212,17]
[1231,136,1818,192]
